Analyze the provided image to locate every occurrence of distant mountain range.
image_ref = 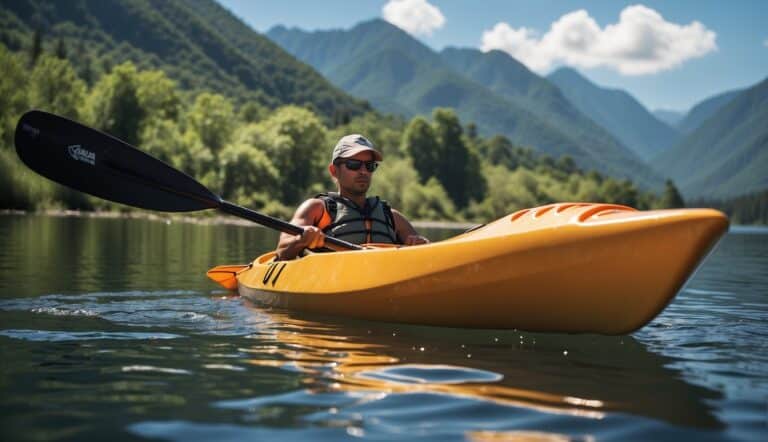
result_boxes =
[653,77,768,199]
[676,89,742,134]
[439,47,653,177]
[547,67,680,161]
[0,0,369,118]
[652,109,686,127]
[268,20,664,189]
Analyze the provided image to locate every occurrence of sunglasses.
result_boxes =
[336,159,379,172]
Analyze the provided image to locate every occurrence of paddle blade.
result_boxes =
[207,264,250,291]
[15,110,220,212]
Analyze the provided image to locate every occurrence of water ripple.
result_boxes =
[356,364,503,385]
[121,365,192,375]
[0,329,183,341]
[0,290,269,336]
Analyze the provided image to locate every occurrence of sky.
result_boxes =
[218,0,768,112]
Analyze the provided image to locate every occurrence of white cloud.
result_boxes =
[764,38,768,47]
[481,5,717,75]
[382,0,445,37]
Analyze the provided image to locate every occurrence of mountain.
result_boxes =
[652,77,768,199]
[677,89,742,134]
[0,0,369,118]
[653,109,686,127]
[268,20,663,188]
[439,47,652,178]
[548,67,680,161]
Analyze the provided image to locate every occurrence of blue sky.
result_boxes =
[218,0,768,112]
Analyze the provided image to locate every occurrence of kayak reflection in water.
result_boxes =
[276,134,429,260]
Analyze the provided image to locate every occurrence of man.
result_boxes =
[276,134,429,260]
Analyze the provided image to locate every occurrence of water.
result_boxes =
[0,214,766,441]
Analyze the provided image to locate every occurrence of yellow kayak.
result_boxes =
[208,203,728,334]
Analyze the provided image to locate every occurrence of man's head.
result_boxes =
[329,135,382,197]
[331,134,383,164]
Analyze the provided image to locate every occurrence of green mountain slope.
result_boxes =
[677,89,741,134]
[268,20,663,189]
[652,77,768,198]
[548,67,680,161]
[0,0,369,117]
[439,47,649,178]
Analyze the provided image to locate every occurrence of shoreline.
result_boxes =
[0,209,476,230]
[4,209,763,230]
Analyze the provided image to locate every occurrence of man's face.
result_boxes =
[330,151,377,196]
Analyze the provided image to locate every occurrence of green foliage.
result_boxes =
[136,69,181,121]
[661,180,685,209]
[408,108,487,208]
[29,27,42,66]
[0,149,53,210]
[689,190,768,225]
[369,157,456,221]
[29,54,85,120]
[238,106,328,204]
[401,116,439,183]
[0,44,29,146]
[218,141,280,208]
[139,118,187,167]
[187,92,235,153]
[239,101,268,124]
[85,62,145,145]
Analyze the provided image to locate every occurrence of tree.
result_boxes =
[218,142,280,207]
[187,92,235,154]
[85,62,146,145]
[401,116,439,183]
[464,145,487,203]
[54,37,67,59]
[139,118,186,167]
[239,101,266,124]
[483,135,517,170]
[136,69,181,122]
[0,44,29,146]
[431,108,486,208]
[600,178,639,208]
[239,106,327,204]
[29,28,42,67]
[661,179,685,208]
[29,55,86,120]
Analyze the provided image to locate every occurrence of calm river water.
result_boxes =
[0,214,766,441]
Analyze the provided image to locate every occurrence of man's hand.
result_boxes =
[404,234,429,246]
[298,226,325,249]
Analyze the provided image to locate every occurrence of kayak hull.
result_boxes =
[225,203,728,334]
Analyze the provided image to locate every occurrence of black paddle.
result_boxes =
[14,110,362,251]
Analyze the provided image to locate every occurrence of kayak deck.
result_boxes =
[210,203,728,334]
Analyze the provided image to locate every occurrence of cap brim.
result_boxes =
[336,147,383,162]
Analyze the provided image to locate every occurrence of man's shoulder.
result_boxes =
[297,197,326,211]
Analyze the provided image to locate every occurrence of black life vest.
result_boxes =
[316,192,400,244]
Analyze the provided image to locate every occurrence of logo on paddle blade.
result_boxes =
[21,124,40,138]
[67,144,96,166]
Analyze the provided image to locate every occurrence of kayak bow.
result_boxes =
[209,203,728,334]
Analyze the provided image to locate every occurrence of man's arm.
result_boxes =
[392,209,429,245]
[275,199,326,260]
